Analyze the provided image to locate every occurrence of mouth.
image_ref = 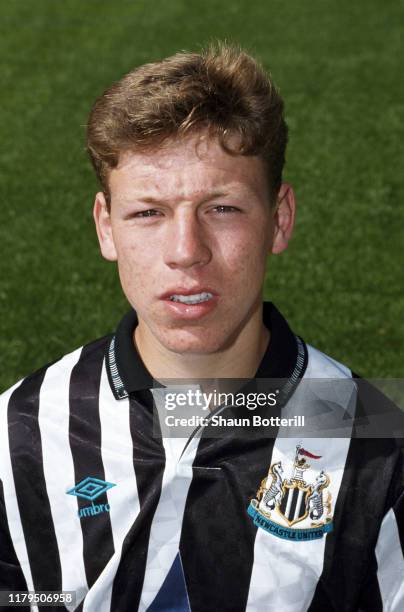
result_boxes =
[160,288,218,320]
[168,292,214,305]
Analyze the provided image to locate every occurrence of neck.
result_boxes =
[134,306,270,381]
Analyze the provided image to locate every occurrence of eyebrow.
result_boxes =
[122,190,231,206]
[120,190,240,205]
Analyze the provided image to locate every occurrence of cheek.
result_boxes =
[114,227,159,268]
[114,237,158,296]
[218,227,270,275]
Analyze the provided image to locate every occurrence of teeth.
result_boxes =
[169,292,213,304]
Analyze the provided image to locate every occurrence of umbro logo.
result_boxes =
[66,476,116,519]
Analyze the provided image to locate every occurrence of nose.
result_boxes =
[163,210,212,269]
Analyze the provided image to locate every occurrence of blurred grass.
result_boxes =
[0,0,403,390]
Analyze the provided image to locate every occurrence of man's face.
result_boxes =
[94,132,293,354]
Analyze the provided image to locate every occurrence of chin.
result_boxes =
[158,329,230,355]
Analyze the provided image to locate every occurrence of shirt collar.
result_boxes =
[105,302,307,400]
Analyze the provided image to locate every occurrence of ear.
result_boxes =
[271,183,296,255]
[93,192,118,261]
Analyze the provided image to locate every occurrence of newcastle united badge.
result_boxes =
[248,444,333,541]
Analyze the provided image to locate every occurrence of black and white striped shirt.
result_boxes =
[1,303,403,611]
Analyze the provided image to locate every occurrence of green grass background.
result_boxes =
[1,0,403,390]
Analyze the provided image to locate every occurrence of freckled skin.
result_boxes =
[94,132,294,370]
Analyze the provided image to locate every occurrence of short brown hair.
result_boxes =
[86,42,288,206]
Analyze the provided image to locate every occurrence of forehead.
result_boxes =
[108,132,269,203]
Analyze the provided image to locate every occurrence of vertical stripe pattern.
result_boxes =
[375,504,404,610]
[139,432,198,610]
[7,367,68,612]
[180,421,279,611]
[1,321,403,611]
[81,361,139,612]
[0,381,33,612]
[69,339,115,589]
[109,391,166,611]
[38,347,88,609]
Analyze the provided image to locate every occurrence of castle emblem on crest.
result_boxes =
[247,445,333,541]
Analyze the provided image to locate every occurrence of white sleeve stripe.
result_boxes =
[38,347,88,608]
[0,381,39,612]
[375,507,404,610]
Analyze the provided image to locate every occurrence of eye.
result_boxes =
[211,205,241,214]
[133,209,162,218]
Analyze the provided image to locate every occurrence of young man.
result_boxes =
[0,44,403,611]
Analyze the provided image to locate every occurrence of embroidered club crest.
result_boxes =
[248,445,333,541]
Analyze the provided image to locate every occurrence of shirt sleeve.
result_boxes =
[0,479,29,592]
[373,444,404,611]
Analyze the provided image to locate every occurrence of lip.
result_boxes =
[159,287,219,320]
[159,287,218,300]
